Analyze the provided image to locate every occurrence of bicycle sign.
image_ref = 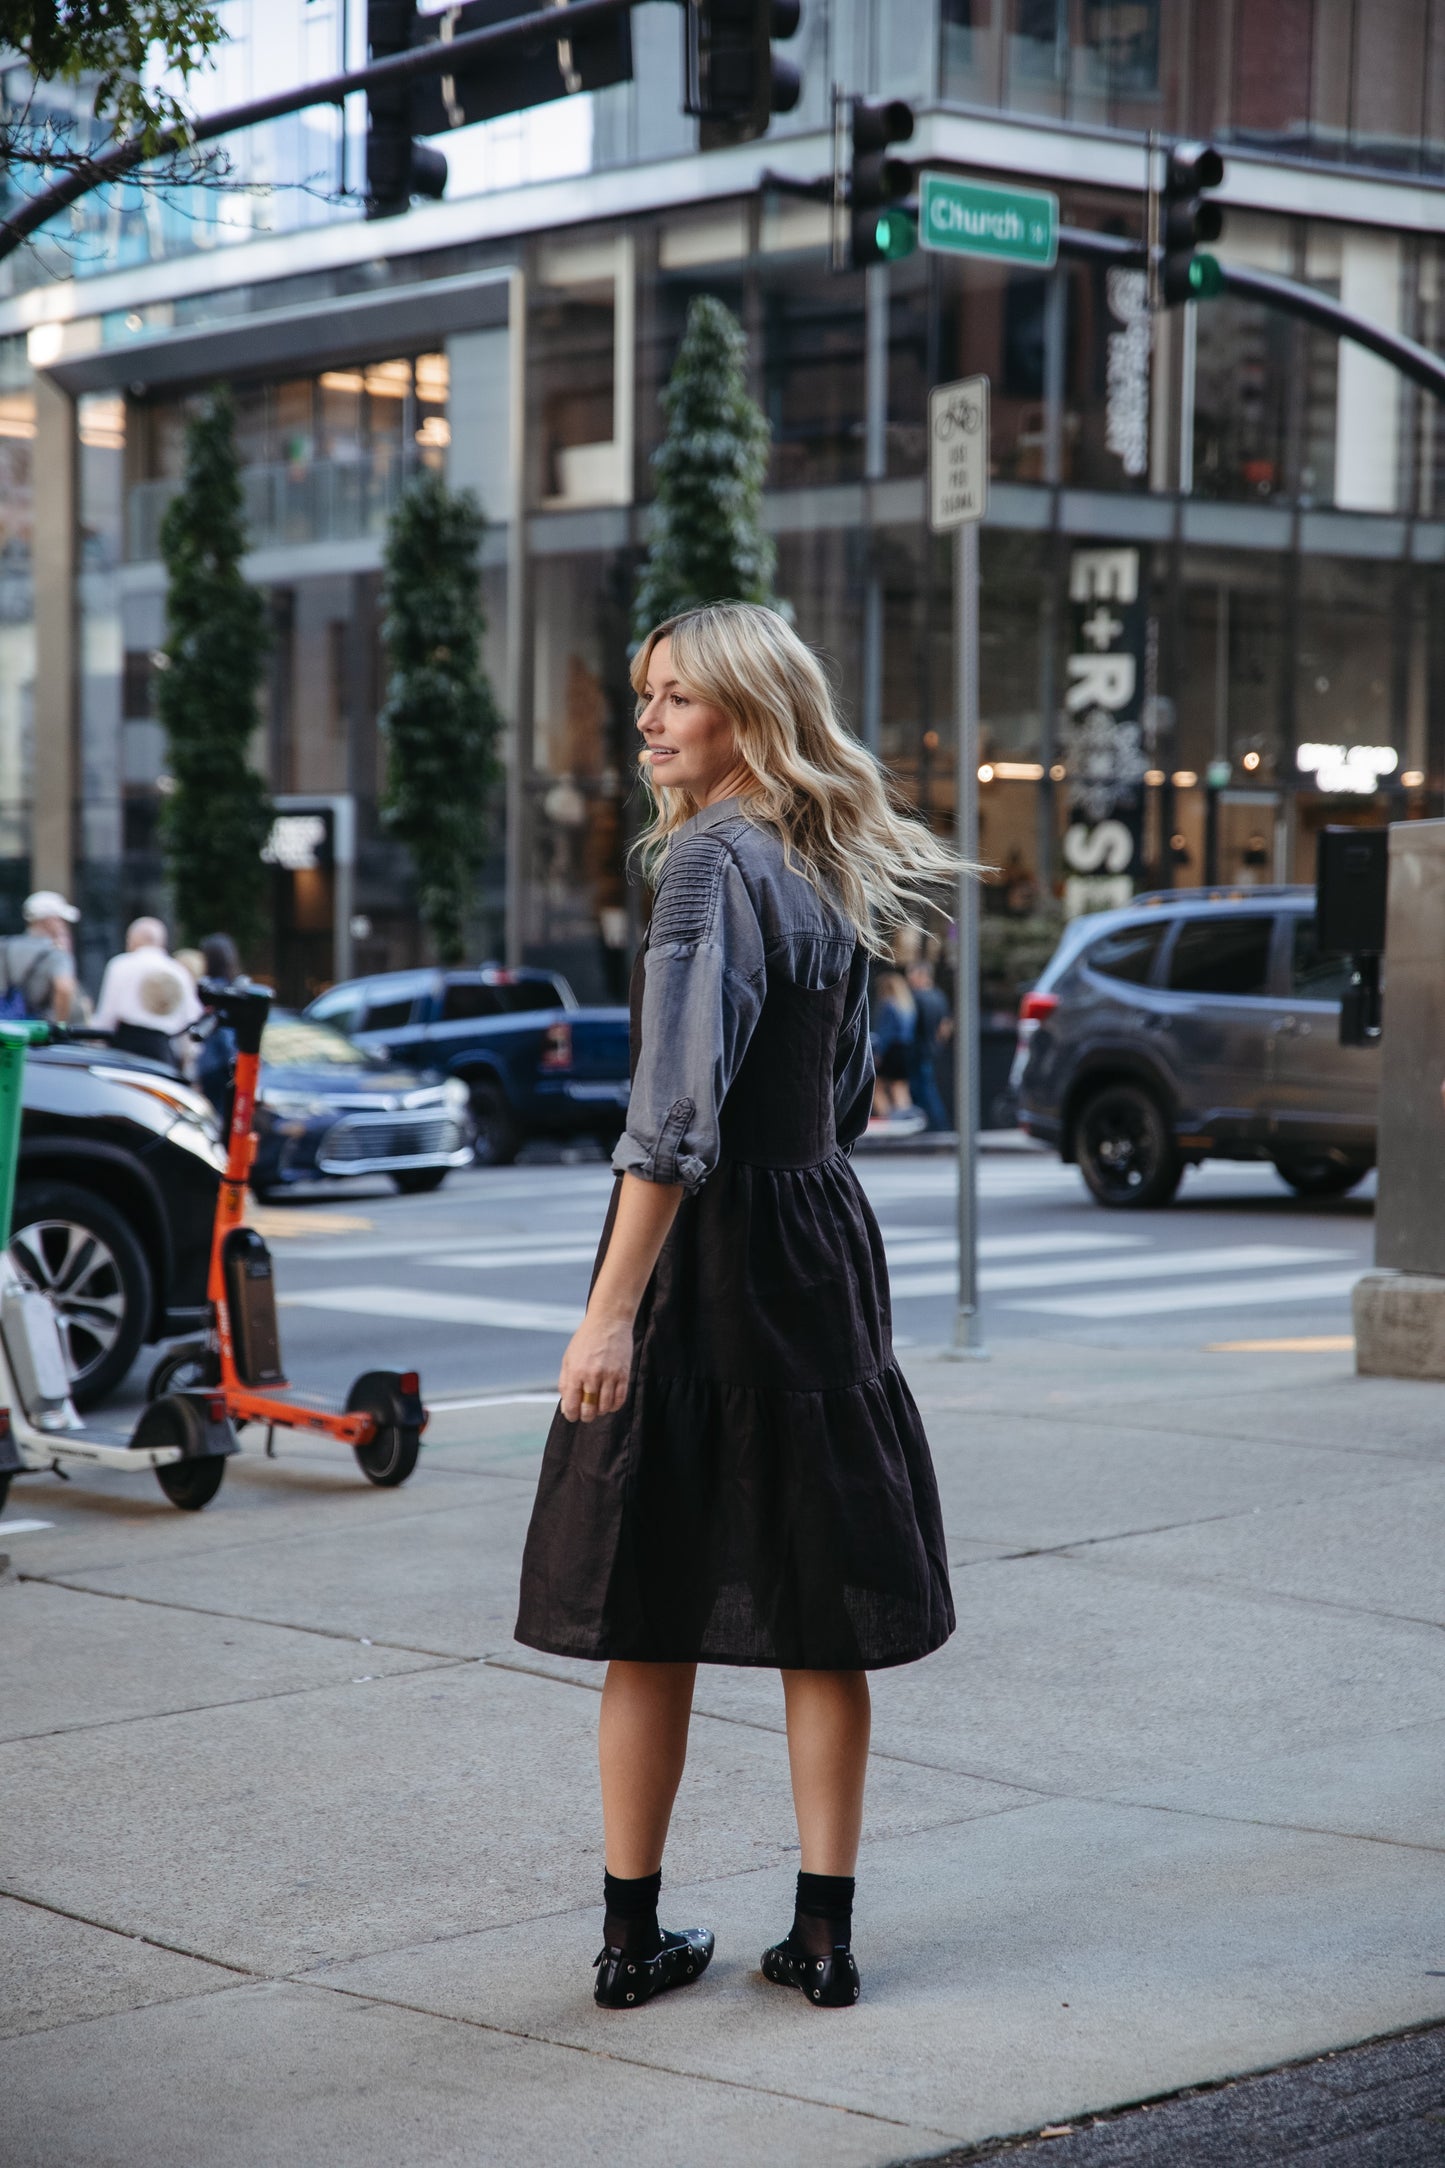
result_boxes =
[929,375,989,531]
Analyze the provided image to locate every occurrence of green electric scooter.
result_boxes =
[0,1021,238,1514]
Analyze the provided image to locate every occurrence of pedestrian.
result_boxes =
[194,933,242,1121]
[515,602,958,2013]
[1,891,81,1024]
[868,969,922,1127]
[92,916,201,1072]
[906,958,952,1133]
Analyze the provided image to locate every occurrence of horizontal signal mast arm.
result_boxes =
[0,0,643,266]
[1056,223,1445,404]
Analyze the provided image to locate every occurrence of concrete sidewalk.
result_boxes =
[3,1335,1444,2165]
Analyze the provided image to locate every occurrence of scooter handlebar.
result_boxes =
[197,976,275,1055]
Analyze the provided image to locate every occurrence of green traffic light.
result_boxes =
[873,207,917,262]
[1188,251,1224,298]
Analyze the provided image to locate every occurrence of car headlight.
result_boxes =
[260,1088,330,1117]
[441,1077,470,1115]
[92,1065,222,1141]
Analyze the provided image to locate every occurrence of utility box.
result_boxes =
[1354,817,1445,1376]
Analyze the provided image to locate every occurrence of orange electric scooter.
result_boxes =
[147,977,427,1486]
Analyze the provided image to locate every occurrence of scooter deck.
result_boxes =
[14,1427,185,1472]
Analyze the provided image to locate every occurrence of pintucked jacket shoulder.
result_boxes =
[612,797,873,1193]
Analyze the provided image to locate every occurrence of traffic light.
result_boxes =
[684,0,804,150]
[847,97,916,269]
[366,0,448,220]
[1160,141,1224,304]
[406,0,634,136]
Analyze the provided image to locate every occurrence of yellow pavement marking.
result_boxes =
[245,1205,375,1239]
[1206,1335,1355,1353]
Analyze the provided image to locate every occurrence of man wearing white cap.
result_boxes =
[2,892,81,1023]
[93,916,201,1070]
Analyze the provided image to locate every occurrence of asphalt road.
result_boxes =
[117,1139,1377,1420]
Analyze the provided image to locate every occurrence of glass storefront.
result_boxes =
[940,1,1445,177]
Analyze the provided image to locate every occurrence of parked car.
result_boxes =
[304,965,631,1166]
[1013,885,1379,1208]
[15,1045,225,1406]
[251,1011,474,1198]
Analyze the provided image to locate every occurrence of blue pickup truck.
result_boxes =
[303,966,630,1166]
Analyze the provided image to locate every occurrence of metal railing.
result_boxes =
[127,450,410,562]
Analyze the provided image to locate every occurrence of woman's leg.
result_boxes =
[593,1660,715,1998]
[599,1659,697,1875]
[780,1669,871,1874]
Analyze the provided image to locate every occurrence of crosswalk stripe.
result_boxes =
[1011,1269,1361,1319]
[890,1242,1348,1300]
[427,1244,598,1271]
[283,1286,580,1333]
[888,1232,1151,1267]
[294,1228,601,1264]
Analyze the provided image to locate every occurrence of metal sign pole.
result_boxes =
[953,517,985,1357]
[928,372,990,1362]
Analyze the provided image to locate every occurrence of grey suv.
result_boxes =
[1014,886,1379,1208]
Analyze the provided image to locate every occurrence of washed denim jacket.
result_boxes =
[612,796,874,1193]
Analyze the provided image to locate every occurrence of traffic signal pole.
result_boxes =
[1055,224,1445,404]
[0,0,648,261]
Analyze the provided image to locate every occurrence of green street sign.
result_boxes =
[919,173,1058,270]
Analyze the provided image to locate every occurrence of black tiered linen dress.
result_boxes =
[514,799,954,1672]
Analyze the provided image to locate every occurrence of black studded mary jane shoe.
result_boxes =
[761,1938,861,2008]
[593,1927,714,2009]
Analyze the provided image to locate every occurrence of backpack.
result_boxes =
[0,936,53,1021]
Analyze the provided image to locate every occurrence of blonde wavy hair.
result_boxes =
[631,602,966,953]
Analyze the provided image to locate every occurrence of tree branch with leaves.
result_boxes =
[3,1,225,146]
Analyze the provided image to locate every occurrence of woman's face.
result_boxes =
[636,636,748,804]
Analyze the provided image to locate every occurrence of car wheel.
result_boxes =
[11,1182,153,1409]
[393,1168,448,1195]
[1075,1083,1182,1209]
[0,1471,11,1515]
[1272,1152,1370,1198]
[468,1080,521,1168]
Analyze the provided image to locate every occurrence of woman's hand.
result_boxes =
[557,1174,685,1423]
[559,1307,636,1423]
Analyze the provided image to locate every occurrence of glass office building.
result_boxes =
[3,1,1445,999]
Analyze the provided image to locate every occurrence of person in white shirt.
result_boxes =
[92,917,202,1071]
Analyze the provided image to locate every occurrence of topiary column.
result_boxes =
[632,293,779,641]
[157,385,272,948]
[380,469,502,965]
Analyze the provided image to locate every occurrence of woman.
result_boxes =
[516,603,958,2013]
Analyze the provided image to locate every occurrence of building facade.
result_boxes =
[4,0,1445,1000]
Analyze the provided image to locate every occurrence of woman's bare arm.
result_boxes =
[558,1173,684,1421]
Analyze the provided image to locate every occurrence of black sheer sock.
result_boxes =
[788,1870,855,1959]
[602,1869,664,1959]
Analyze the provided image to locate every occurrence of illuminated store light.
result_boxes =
[1296,743,1397,794]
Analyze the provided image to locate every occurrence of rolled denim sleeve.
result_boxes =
[612,834,766,1192]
